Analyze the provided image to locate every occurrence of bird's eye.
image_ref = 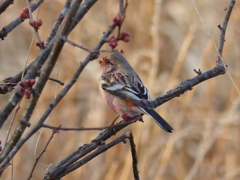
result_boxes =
[105,59,110,63]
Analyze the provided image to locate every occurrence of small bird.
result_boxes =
[98,51,173,133]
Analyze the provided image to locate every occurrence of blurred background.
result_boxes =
[0,0,240,179]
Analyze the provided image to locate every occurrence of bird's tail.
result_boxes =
[142,108,173,133]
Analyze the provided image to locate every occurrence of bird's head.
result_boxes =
[99,51,132,74]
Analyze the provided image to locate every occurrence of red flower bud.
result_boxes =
[19,82,25,87]
[113,13,122,26]
[108,36,118,49]
[35,19,43,27]
[25,79,30,85]
[19,87,25,93]
[29,79,36,86]
[29,19,42,31]
[20,8,29,19]
[119,49,124,54]
[36,41,44,48]
[24,89,31,96]
[29,19,35,26]
[24,89,32,99]
[119,32,130,42]
[25,79,36,88]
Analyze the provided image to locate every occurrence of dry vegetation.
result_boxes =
[0,0,240,180]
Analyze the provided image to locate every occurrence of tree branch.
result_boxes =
[217,0,236,64]
[128,133,139,180]
[49,132,131,180]
[0,0,44,40]
[0,0,14,15]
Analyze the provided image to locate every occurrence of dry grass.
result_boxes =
[0,0,240,180]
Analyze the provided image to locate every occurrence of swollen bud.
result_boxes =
[19,87,25,93]
[113,13,122,26]
[29,19,35,26]
[108,36,118,49]
[29,19,43,31]
[35,19,43,27]
[24,89,32,99]
[36,41,45,48]
[20,8,30,19]
[119,31,130,42]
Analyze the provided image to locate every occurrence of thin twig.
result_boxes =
[26,0,42,47]
[64,38,93,52]
[48,77,65,86]
[217,0,236,64]
[41,119,136,131]
[64,37,114,53]
[37,71,65,85]
[128,133,139,180]
[4,105,21,148]
[116,0,128,39]
[119,0,124,15]
[27,129,58,180]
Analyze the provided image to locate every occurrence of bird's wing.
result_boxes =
[101,73,154,109]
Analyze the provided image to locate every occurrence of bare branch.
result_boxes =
[217,0,236,64]
[0,0,14,14]
[27,129,58,180]
[153,65,226,107]
[26,0,43,48]
[46,0,73,44]
[128,133,139,180]
[0,0,44,40]
[50,132,131,179]
[64,37,93,52]
[41,119,136,131]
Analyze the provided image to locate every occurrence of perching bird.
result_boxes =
[98,51,173,133]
